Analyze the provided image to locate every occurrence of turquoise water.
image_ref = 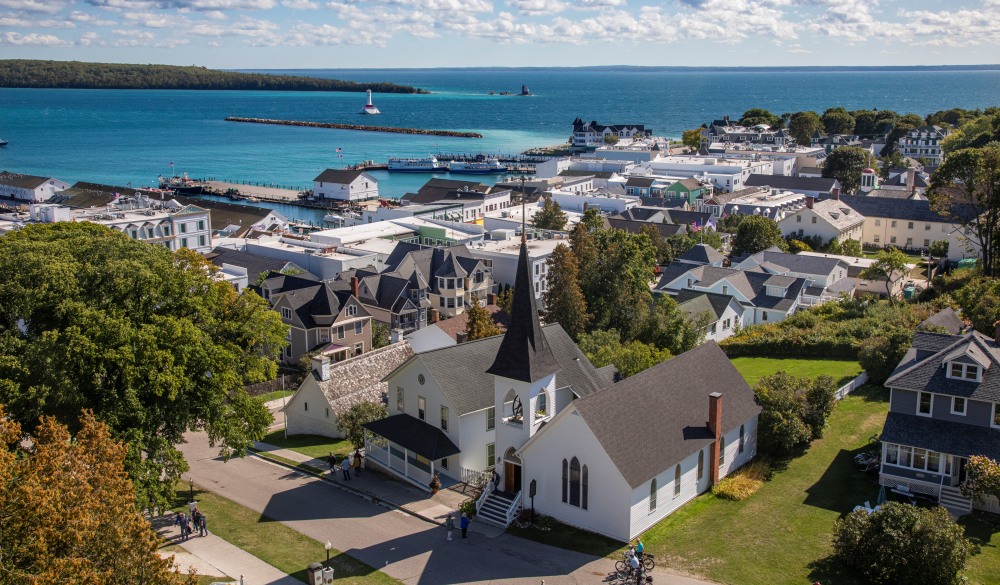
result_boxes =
[2,67,999,223]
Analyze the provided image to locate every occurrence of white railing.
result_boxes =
[835,372,869,401]
[505,490,522,526]
[408,464,432,487]
[366,443,389,466]
[475,483,491,516]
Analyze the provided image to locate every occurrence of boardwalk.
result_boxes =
[204,181,304,203]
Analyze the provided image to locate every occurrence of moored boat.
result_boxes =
[448,158,506,174]
[159,173,206,195]
[388,156,447,172]
[0,139,8,147]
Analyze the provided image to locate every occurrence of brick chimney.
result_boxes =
[709,392,723,486]
[350,276,359,298]
[311,354,331,382]
[487,292,497,305]
[831,189,840,201]
[994,320,1000,342]
[805,196,814,210]
[429,308,440,324]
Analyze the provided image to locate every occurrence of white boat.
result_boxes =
[388,157,447,172]
[0,139,7,147]
[448,158,506,174]
[359,89,380,115]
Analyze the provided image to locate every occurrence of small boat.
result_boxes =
[388,156,447,172]
[520,84,531,96]
[244,196,260,203]
[0,139,7,147]
[359,89,380,115]
[448,158,506,174]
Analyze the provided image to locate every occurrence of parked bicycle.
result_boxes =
[615,547,655,573]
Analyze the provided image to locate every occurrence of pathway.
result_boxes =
[181,431,715,585]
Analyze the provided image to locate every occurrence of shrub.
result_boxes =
[802,375,837,439]
[712,458,770,501]
[337,401,387,449]
[833,503,972,585]
[754,372,838,456]
[858,330,912,384]
[459,497,477,519]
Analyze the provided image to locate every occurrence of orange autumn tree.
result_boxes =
[0,406,193,585]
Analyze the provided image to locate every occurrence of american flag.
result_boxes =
[336,148,342,152]
[691,220,701,233]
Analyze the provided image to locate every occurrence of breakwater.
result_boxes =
[224,117,483,138]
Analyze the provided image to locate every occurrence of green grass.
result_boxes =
[261,429,354,460]
[255,390,295,403]
[507,516,623,559]
[640,385,889,585]
[170,484,398,585]
[730,356,863,387]
[961,513,1000,585]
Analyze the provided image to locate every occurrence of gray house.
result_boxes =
[880,328,1000,515]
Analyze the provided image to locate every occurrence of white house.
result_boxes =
[674,290,748,342]
[897,126,949,166]
[363,235,761,541]
[313,169,379,202]
[839,195,980,260]
[779,197,865,246]
[0,172,69,203]
[733,248,855,307]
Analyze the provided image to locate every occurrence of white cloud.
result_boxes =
[0,0,70,13]
[576,0,627,7]
[281,0,318,8]
[0,31,71,44]
[70,10,118,25]
[0,17,76,27]
[507,0,568,16]
[77,30,103,45]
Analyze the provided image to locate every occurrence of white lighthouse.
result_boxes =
[359,89,380,115]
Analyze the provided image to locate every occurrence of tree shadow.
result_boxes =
[959,512,1000,558]
[807,554,867,585]
[803,447,880,515]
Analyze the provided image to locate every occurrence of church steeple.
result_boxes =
[486,196,560,383]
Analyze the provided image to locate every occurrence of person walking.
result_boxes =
[197,511,208,537]
[328,452,336,475]
[352,449,363,477]
[460,512,470,539]
[341,456,351,481]
[445,514,455,541]
[174,511,190,542]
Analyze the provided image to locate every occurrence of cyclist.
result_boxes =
[635,538,645,560]
[629,551,640,580]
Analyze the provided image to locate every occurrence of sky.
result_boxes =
[0,0,998,69]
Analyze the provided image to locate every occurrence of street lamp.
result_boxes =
[325,541,333,562]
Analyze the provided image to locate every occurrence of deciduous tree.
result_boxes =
[542,244,590,340]
[928,144,1000,276]
[682,128,703,150]
[821,108,855,135]
[841,238,863,257]
[0,407,194,584]
[585,229,657,340]
[577,329,671,379]
[738,108,781,128]
[860,247,910,302]
[372,322,391,349]
[788,111,823,145]
[465,294,502,341]
[961,455,1000,503]
[822,146,877,193]
[731,215,786,256]
[338,401,387,449]
[0,223,287,510]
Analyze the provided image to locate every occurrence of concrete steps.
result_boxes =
[477,491,517,527]
[939,485,973,516]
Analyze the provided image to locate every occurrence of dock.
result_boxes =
[204,181,305,203]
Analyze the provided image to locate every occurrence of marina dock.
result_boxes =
[204,181,304,203]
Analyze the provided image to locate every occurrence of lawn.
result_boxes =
[730,356,863,387]
[255,390,295,403]
[170,484,398,585]
[639,385,1000,585]
[261,429,354,460]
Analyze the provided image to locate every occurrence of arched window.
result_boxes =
[674,464,682,497]
[582,465,589,510]
[649,478,657,511]
[561,459,568,503]
[536,392,547,417]
[569,457,581,507]
[739,424,746,454]
[697,450,704,481]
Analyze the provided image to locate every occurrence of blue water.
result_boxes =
[2,67,999,224]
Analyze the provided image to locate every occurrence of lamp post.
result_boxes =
[325,541,333,562]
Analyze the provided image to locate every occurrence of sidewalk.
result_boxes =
[155,517,301,585]
[251,440,505,538]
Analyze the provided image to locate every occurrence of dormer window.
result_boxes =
[948,362,981,382]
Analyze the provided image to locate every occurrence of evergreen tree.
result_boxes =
[532,196,568,231]
[542,244,590,340]
[464,294,502,341]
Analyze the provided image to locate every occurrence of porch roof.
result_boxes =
[881,412,1000,460]
[364,414,460,460]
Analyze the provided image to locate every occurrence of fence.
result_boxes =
[461,466,493,488]
[834,372,869,401]
[245,375,290,397]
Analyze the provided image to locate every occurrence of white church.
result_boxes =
[363,234,761,541]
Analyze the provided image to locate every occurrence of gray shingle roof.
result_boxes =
[881,411,1000,460]
[313,169,366,184]
[411,324,605,416]
[675,290,739,320]
[839,195,978,224]
[574,342,761,488]
[659,264,805,312]
[208,248,300,281]
[744,174,839,193]
[677,243,724,266]
[0,171,54,190]
[918,308,964,335]
[302,341,414,416]
[886,331,1000,403]
[737,249,846,278]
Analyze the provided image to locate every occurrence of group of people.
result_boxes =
[444,513,471,541]
[174,506,208,541]
[328,449,365,481]
[626,538,650,583]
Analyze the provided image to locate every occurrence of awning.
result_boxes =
[364,414,461,460]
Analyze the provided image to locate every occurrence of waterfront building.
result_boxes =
[898,126,950,166]
[312,169,379,202]
[571,118,652,148]
[700,116,792,148]
[0,171,69,203]
[534,157,633,188]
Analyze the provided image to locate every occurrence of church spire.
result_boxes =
[486,204,560,383]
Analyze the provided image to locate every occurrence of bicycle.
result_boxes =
[615,550,655,573]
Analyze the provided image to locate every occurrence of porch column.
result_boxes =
[430,460,435,479]
[404,448,409,477]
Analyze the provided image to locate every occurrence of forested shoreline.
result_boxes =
[0,60,428,93]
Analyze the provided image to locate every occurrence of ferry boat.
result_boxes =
[388,157,447,172]
[448,158,506,174]
[159,173,206,195]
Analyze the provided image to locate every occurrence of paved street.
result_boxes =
[180,431,714,585]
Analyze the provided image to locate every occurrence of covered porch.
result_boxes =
[363,414,461,492]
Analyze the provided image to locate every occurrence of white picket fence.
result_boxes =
[834,372,869,401]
